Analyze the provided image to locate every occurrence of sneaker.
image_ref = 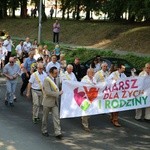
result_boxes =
[135,118,143,122]
[55,134,62,140]
[83,127,91,132]
[10,103,14,107]
[37,117,41,121]
[5,100,8,106]
[33,118,38,124]
[42,132,49,137]
[14,97,17,102]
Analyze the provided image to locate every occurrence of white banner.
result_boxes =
[60,76,150,118]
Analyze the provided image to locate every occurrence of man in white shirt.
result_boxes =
[46,55,60,73]
[0,40,7,69]
[81,68,95,132]
[3,35,13,64]
[108,64,126,127]
[94,62,109,83]
[135,63,150,122]
[15,40,23,63]
[60,64,77,81]
[23,37,32,55]
[26,63,47,124]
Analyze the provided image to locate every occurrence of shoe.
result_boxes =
[5,100,8,106]
[144,119,150,123]
[33,118,38,124]
[14,98,17,102]
[42,132,49,137]
[10,103,14,107]
[55,134,62,140]
[135,118,143,122]
[37,117,41,121]
[83,127,91,132]
[112,121,121,127]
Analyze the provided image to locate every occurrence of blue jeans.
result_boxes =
[6,80,17,103]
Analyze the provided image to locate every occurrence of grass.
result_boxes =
[0,18,150,54]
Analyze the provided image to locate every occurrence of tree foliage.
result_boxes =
[1,0,150,22]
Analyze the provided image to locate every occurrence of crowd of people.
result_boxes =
[0,35,150,140]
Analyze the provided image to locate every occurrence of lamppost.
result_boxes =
[38,0,42,44]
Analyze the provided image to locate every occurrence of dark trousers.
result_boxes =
[20,72,30,94]
[5,52,11,65]
[53,32,59,43]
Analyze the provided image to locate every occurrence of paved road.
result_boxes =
[0,78,150,150]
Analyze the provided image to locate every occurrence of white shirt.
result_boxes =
[0,46,7,60]
[81,75,96,85]
[108,70,126,82]
[60,71,77,81]
[15,44,23,57]
[46,61,60,73]
[3,39,13,52]
[34,53,43,61]
[94,70,109,83]
[29,71,47,89]
[139,70,150,77]
[23,41,32,53]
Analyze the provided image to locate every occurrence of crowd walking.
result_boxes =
[0,34,150,141]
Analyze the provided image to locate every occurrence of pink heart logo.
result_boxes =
[74,88,86,106]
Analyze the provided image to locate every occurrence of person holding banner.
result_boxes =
[81,68,96,132]
[108,64,126,127]
[94,62,109,83]
[60,64,77,81]
[41,67,63,139]
[135,63,150,122]
[26,63,47,124]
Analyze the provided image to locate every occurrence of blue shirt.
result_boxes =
[24,57,36,72]
[3,63,20,81]
[55,47,60,56]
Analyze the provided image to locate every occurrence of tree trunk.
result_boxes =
[76,2,80,20]
[85,10,90,20]
[3,0,7,17]
[12,7,16,18]
[61,0,65,19]
[67,8,69,20]
[20,0,27,18]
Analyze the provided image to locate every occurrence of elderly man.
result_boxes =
[60,64,77,81]
[20,51,36,96]
[46,55,60,74]
[3,35,13,64]
[41,67,63,139]
[108,64,126,127]
[94,62,109,83]
[3,57,20,107]
[81,68,95,132]
[26,63,47,124]
[135,63,150,122]
[23,37,32,54]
